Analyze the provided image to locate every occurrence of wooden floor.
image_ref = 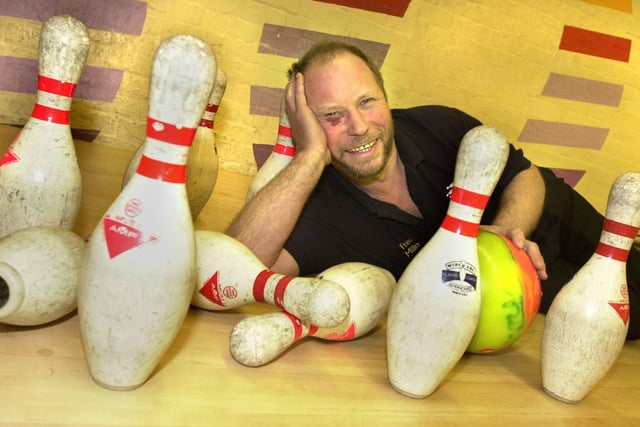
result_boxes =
[2,124,640,426]
[1,309,640,426]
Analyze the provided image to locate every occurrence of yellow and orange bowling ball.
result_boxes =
[467,230,542,354]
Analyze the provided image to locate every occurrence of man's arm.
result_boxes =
[482,164,548,279]
[226,73,330,275]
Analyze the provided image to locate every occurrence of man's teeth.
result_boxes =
[347,140,376,153]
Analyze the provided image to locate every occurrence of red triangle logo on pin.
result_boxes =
[0,148,19,166]
[609,302,630,325]
[103,217,159,259]
[199,271,224,306]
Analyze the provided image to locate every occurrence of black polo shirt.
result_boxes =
[284,105,531,279]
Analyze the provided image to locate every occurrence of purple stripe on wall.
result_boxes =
[2,123,100,142]
[0,0,147,35]
[258,24,389,67]
[253,143,275,169]
[542,73,623,107]
[518,119,609,149]
[548,168,586,187]
[0,56,123,102]
[250,86,284,116]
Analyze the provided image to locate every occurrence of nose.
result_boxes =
[347,109,368,136]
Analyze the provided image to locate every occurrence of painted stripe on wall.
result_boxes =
[548,168,586,187]
[258,24,390,67]
[579,0,632,14]
[3,123,100,142]
[313,0,411,17]
[518,119,609,149]
[0,0,147,35]
[253,144,274,169]
[250,86,283,116]
[542,72,623,106]
[0,56,124,103]
[559,25,631,62]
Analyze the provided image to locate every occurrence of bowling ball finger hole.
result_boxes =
[0,278,7,309]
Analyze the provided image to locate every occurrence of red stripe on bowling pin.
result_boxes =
[199,103,218,128]
[38,75,77,97]
[273,143,295,156]
[440,187,489,237]
[31,103,70,124]
[603,218,639,239]
[273,125,295,156]
[283,311,319,341]
[146,117,197,146]
[596,219,640,262]
[137,155,187,183]
[273,276,294,308]
[252,270,294,310]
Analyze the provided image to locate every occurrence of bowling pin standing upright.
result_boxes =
[192,230,350,328]
[122,67,226,220]
[229,262,395,367]
[78,35,215,390]
[184,68,227,219]
[386,125,509,398]
[245,97,294,201]
[0,15,89,238]
[0,226,85,326]
[541,172,640,403]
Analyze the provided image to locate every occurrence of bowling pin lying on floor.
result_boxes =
[245,97,294,201]
[387,125,509,398]
[541,171,640,403]
[0,15,89,238]
[122,67,225,221]
[229,262,395,367]
[78,35,215,391]
[0,227,85,326]
[192,230,350,328]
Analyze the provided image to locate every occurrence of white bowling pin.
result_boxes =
[245,97,294,201]
[541,172,640,403]
[185,68,227,219]
[386,125,509,398]
[0,226,85,326]
[122,68,226,221]
[229,262,395,367]
[78,35,215,390]
[192,230,350,328]
[0,15,89,238]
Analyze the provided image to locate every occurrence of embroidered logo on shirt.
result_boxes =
[399,237,421,257]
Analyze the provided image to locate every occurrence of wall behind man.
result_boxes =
[0,0,637,218]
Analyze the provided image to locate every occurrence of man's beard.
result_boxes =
[334,131,394,180]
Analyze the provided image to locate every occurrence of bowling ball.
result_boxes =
[467,230,542,354]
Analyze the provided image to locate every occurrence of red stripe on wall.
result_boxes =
[0,56,124,103]
[542,73,623,106]
[559,25,631,62]
[313,0,411,17]
[259,24,389,67]
[518,119,609,150]
[0,0,147,35]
